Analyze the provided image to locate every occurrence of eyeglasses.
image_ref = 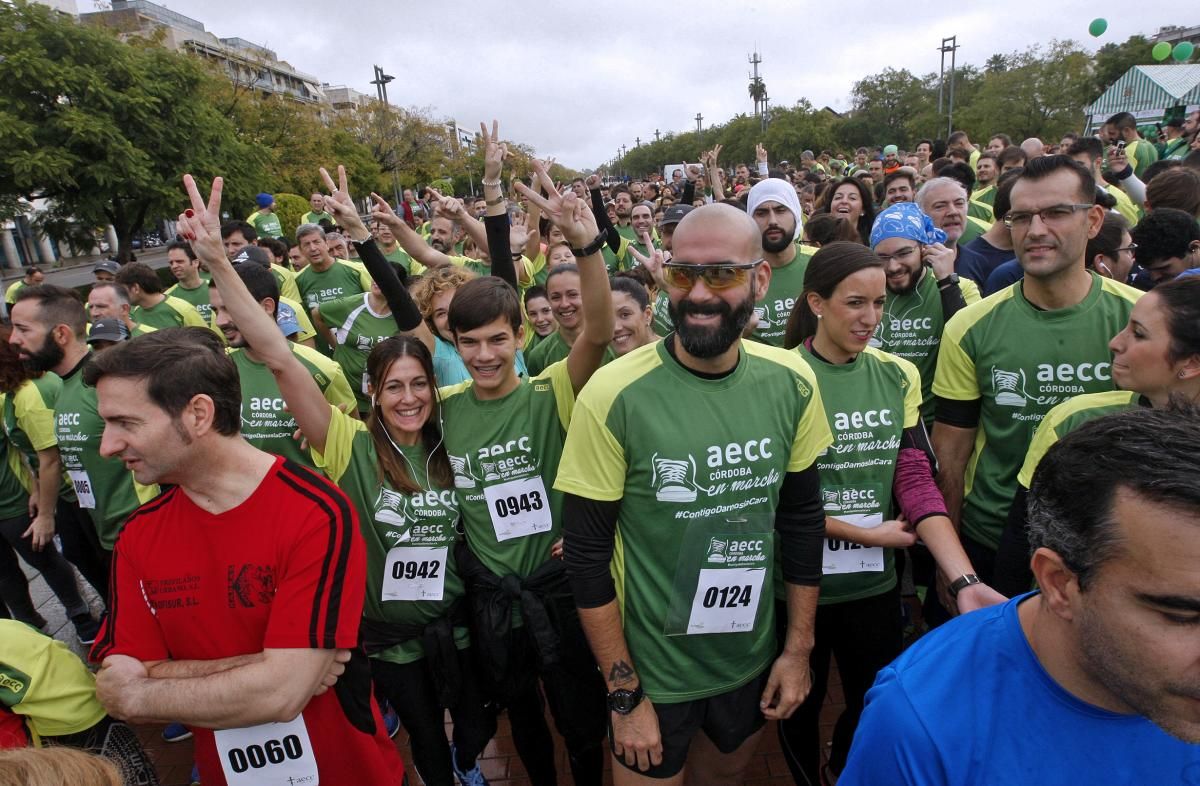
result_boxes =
[875,246,920,264]
[662,260,761,290]
[1116,244,1138,255]
[1003,204,1094,229]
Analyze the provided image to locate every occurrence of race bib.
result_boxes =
[214,716,317,786]
[685,566,767,635]
[381,546,447,602]
[68,470,96,509]
[823,513,885,575]
[483,476,552,541]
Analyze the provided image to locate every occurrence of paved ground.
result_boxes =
[26,560,842,785]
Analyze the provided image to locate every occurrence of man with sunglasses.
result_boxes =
[559,203,832,784]
[932,155,1141,596]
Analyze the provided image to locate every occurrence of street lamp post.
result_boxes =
[937,36,959,138]
[371,65,401,206]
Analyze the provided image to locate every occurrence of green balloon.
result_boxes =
[1173,41,1195,62]
[1088,18,1107,37]
[1152,41,1172,61]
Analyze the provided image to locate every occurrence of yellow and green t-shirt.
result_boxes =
[130,295,207,331]
[1016,390,1141,489]
[0,620,106,745]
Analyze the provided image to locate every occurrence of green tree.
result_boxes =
[0,1,265,261]
[1091,35,1155,100]
[841,68,933,147]
[956,41,1092,142]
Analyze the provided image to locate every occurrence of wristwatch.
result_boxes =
[571,228,609,258]
[937,272,960,289]
[948,573,982,598]
[607,684,644,715]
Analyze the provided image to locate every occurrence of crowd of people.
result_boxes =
[1,108,1199,786]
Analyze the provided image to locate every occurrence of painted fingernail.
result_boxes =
[185,209,194,218]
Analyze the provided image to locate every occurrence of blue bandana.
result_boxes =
[870,202,947,249]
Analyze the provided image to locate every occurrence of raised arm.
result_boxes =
[586,173,623,255]
[479,120,519,290]
[179,174,333,453]
[706,145,727,202]
[516,161,612,394]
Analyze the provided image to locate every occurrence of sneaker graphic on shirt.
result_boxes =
[449,453,476,488]
[650,453,699,502]
[373,487,411,529]
[705,537,729,563]
[991,367,1029,408]
[480,460,501,482]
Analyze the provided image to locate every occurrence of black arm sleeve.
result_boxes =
[939,281,968,321]
[589,187,623,254]
[899,421,938,476]
[776,465,826,586]
[563,493,622,608]
[351,237,422,332]
[993,486,1035,596]
[680,179,696,206]
[934,396,982,429]
[483,213,517,290]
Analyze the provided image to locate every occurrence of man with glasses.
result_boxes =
[932,155,1142,595]
[1130,208,1200,283]
[869,202,980,427]
[558,203,832,784]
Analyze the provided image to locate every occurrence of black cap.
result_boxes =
[230,245,272,268]
[93,260,120,275]
[661,204,695,226]
[87,318,129,344]
[1165,117,1185,129]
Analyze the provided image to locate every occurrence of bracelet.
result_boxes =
[480,177,502,188]
[571,228,609,258]
[485,195,505,206]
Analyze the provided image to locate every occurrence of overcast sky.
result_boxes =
[149,1,1179,168]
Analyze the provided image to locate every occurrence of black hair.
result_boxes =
[1016,155,1096,203]
[1027,406,1200,589]
[220,220,257,243]
[1085,213,1129,273]
[1131,208,1200,268]
[610,275,650,310]
[447,277,522,335]
[166,240,196,260]
[523,285,548,306]
[784,241,883,348]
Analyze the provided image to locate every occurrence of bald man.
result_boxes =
[558,203,832,784]
[1021,138,1045,160]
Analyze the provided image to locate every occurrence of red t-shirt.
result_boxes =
[91,457,404,786]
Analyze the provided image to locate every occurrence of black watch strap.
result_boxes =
[937,273,960,288]
[607,683,645,715]
[571,228,609,258]
[948,573,981,598]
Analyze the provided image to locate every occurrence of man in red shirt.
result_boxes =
[87,325,404,786]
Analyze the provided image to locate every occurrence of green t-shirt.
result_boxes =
[313,406,468,665]
[2,375,69,501]
[55,360,159,549]
[0,619,107,744]
[1125,139,1159,179]
[751,249,813,347]
[0,393,31,520]
[271,264,302,304]
[555,340,832,703]
[1016,390,1141,489]
[164,281,213,326]
[651,290,674,337]
[799,345,921,605]
[300,210,335,227]
[523,331,616,377]
[130,295,207,331]
[379,243,416,275]
[247,209,283,239]
[317,293,397,412]
[869,268,981,426]
[296,260,372,313]
[932,274,1141,549]
[1163,137,1191,161]
[230,344,356,468]
[439,361,575,580]
[5,280,26,306]
[972,185,997,208]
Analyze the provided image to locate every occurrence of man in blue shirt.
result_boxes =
[841,408,1200,785]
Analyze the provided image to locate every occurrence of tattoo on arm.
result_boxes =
[608,660,636,686]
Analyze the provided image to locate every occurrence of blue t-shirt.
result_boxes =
[953,244,998,288]
[840,593,1200,785]
[983,258,1024,297]
[432,334,527,386]
[963,236,1014,281]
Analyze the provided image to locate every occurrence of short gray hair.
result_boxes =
[295,223,326,242]
[916,177,967,212]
